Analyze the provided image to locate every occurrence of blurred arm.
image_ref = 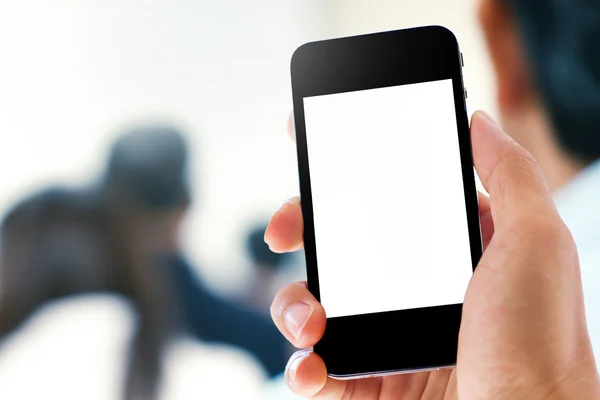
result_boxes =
[0,206,45,336]
[167,254,289,378]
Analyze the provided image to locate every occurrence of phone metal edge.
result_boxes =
[328,364,456,381]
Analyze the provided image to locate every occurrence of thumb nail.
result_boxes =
[284,302,313,340]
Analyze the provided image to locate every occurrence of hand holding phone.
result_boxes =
[267,110,599,399]
[290,25,481,377]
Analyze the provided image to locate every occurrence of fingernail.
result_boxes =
[284,302,313,340]
[286,350,310,387]
[477,110,501,128]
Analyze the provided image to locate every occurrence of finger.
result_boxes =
[285,351,329,398]
[271,281,326,349]
[421,368,456,399]
[288,110,296,141]
[478,191,494,250]
[442,368,459,400]
[265,197,303,253]
[286,350,385,399]
[470,110,554,227]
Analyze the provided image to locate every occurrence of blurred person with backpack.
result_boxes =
[0,124,286,399]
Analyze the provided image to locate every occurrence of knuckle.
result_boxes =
[512,146,544,182]
[514,146,538,167]
[484,141,545,195]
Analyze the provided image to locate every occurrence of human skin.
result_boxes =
[266,110,600,399]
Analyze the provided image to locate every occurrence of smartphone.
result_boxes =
[290,25,483,378]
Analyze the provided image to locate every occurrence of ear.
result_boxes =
[478,0,533,111]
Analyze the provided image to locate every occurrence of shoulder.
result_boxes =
[1,186,83,228]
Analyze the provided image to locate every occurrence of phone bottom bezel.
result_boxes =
[314,304,463,377]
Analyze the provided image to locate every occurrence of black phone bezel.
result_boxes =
[290,25,483,377]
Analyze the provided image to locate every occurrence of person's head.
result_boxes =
[478,0,600,192]
[102,124,191,251]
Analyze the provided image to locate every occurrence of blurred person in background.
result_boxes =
[0,172,181,400]
[106,125,290,378]
[0,124,284,399]
[262,0,600,397]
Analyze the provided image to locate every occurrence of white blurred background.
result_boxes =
[0,0,494,294]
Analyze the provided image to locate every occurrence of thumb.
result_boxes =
[470,111,555,229]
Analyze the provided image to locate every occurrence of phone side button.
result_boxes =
[461,52,465,67]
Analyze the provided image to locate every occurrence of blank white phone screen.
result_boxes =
[303,79,474,319]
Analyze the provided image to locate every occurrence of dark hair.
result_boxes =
[245,224,291,272]
[105,125,191,210]
[504,0,600,163]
